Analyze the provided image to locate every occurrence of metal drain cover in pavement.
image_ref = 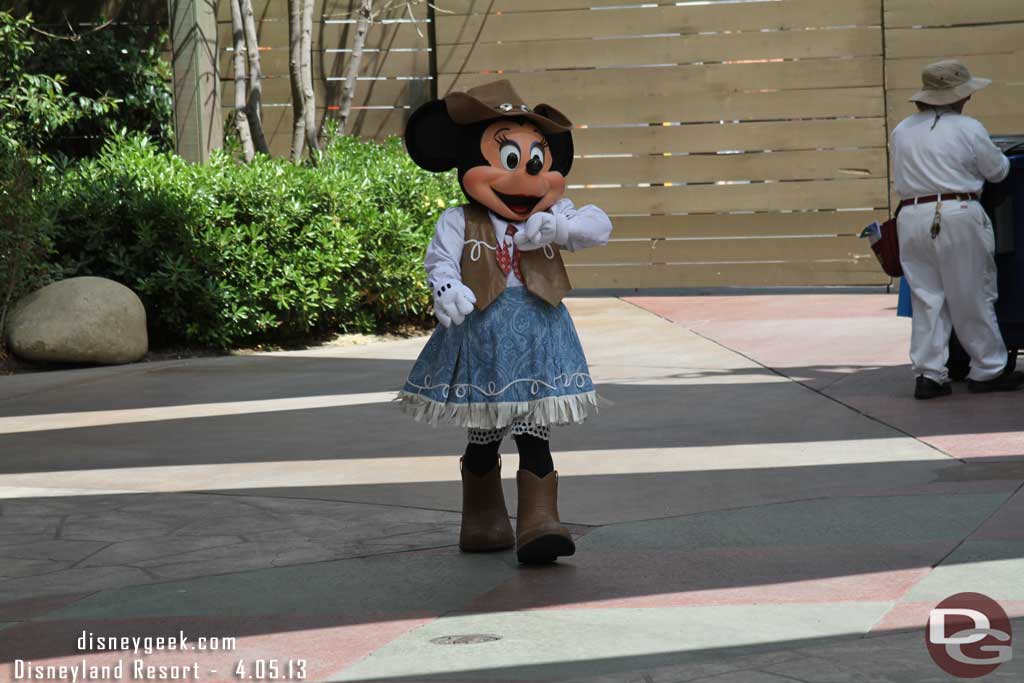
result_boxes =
[430,634,502,645]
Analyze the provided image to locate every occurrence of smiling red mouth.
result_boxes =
[494,191,542,216]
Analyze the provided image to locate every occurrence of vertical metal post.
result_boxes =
[167,0,223,162]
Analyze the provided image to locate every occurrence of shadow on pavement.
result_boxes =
[1,345,1022,672]
[1,354,1022,474]
[0,451,1020,665]
[0,356,420,416]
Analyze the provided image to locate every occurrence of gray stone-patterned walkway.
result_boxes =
[1,295,1022,682]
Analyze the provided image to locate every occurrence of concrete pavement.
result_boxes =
[0,293,1021,682]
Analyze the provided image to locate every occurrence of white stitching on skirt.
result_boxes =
[406,372,591,398]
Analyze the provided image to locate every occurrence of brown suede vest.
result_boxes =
[460,203,572,311]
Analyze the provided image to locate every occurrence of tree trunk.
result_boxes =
[287,0,306,162]
[337,0,372,135]
[229,0,255,161]
[240,0,269,155]
[300,0,320,158]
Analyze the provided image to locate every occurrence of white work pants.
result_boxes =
[898,200,1007,383]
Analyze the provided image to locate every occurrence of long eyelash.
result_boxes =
[536,139,550,150]
[495,132,512,145]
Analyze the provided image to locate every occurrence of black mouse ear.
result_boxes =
[404,99,460,172]
[546,130,574,177]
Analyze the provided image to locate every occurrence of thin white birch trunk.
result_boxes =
[337,0,372,135]
[287,0,306,162]
[229,0,255,161]
[300,0,320,158]
[239,0,269,155]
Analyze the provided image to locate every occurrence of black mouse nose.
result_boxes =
[526,157,543,176]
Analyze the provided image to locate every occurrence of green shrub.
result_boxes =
[0,148,61,351]
[26,21,173,158]
[0,11,86,354]
[0,12,118,166]
[52,133,463,349]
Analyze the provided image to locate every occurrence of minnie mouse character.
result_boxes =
[398,80,612,564]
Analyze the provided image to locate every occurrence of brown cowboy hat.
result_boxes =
[444,80,572,133]
[405,80,574,175]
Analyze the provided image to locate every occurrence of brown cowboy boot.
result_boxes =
[515,470,575,564]
[459,457,514,552]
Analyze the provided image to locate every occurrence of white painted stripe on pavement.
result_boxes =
[0,392,398,435]
[0,438,946,499]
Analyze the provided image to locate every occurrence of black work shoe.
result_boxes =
[967,370,1024,394]
[915,376,952,400]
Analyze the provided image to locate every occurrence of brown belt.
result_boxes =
[897,193,979,210]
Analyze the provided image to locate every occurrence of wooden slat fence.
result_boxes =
[883,1,1024,215]
[432,0,890,287]
[23,0,1024,288]
[884,1,1024,137]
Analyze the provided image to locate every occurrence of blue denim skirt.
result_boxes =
[398,287,597,429]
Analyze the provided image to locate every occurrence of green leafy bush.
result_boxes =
[0,12,118,165]
[52,133,463,349]
[0,13,74,353]
[26,21,173,158]
[0,148,61,352]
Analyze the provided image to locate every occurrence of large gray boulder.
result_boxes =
[5,277,148,365]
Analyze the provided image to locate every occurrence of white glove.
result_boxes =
[515,212,569,251]
[431,279,476,327]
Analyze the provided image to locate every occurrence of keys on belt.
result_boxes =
[896,193,980,239]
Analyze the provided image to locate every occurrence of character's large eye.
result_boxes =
[529,143,545,167]
[499,142,520,171]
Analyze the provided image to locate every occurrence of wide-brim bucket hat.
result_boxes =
[910,59,991,106]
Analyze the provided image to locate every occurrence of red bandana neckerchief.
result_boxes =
[496,223,524,282]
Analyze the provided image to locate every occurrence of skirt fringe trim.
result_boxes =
[397,390,598,429]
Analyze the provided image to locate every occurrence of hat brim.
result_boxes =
[444,92,572,133]
[910,76,992,105]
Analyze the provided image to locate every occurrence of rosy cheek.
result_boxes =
[546,172,566,199]
[462,167,500,202]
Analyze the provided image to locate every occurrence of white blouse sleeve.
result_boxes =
[550,198,613,252]
[423,207,466,289]
[968,120,1011,183]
